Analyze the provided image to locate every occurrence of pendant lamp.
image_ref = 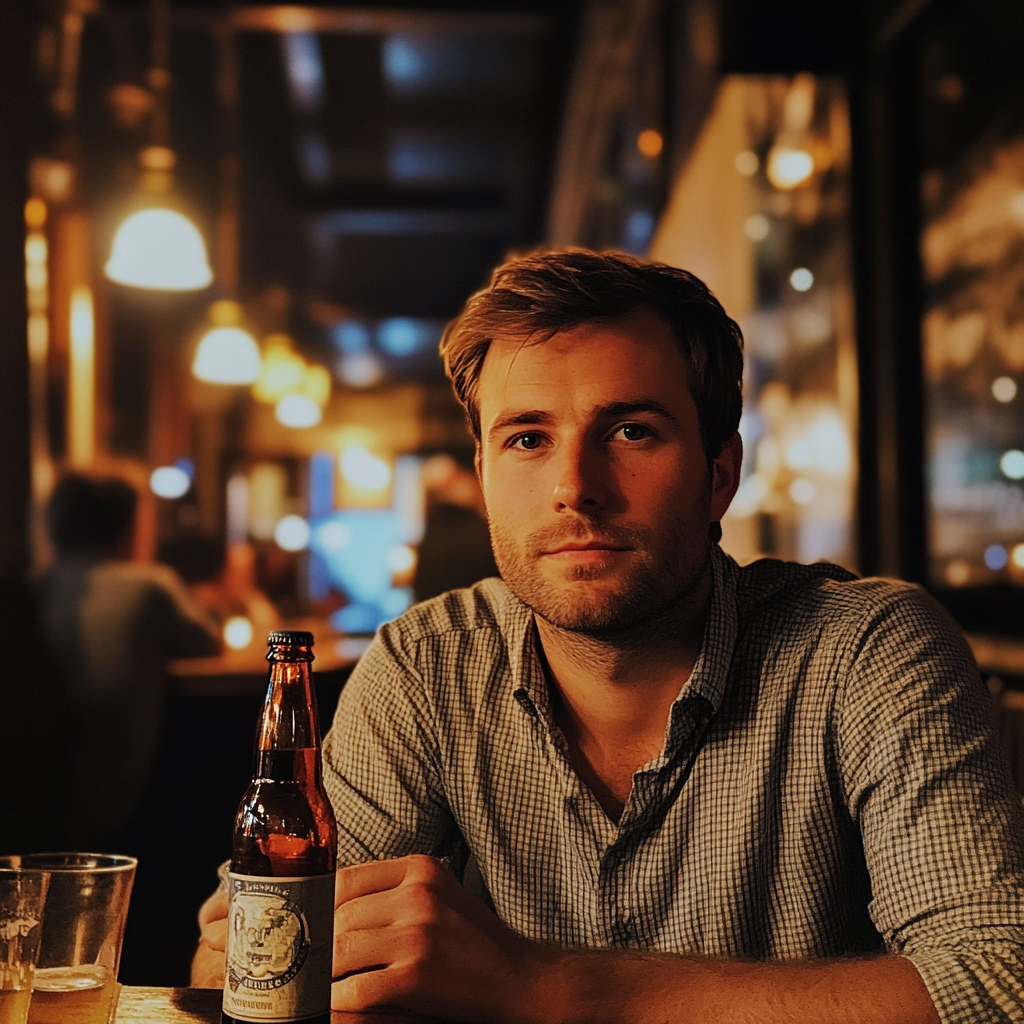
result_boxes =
[104,0,212,291]
[192,300,261,385]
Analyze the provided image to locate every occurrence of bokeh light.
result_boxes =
[991,376,1017,403]
[223,616,254,650]
[984,544,1008,571]
[766,146,814,190]
[1000,449,1024,480]
[340,446,391,491]
[150,465,191,499]
[386,544,417,574]
[275,514,311,551]
[637,129,664,159]
[276,393,322,428]
[789,267,814,292]
[105,208,213,290]
[192,327,262,385]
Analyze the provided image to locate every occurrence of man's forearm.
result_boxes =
[537,950,940,1024]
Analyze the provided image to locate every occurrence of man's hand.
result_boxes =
[190,890,228,988]
[332,854,549,1021]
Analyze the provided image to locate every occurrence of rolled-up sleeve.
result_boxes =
[322,624,458,867]
[839,585,1024,1022]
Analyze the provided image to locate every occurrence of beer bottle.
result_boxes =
[223,631,338,1024]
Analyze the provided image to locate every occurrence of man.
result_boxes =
[195,252,1024,1022]
[40,472,220,848]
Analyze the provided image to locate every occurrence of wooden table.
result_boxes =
[113,986,438,1023]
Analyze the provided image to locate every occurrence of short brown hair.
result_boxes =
[440,250,744,458]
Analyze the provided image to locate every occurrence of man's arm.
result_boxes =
[331,855,940,1024]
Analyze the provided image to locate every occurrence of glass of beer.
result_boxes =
[0,855,136,1024]
[0,867,49,1024]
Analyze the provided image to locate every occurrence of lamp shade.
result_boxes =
[192,326,261,384]
[105,208,213,290]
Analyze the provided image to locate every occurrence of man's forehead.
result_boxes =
[480,313,687,392]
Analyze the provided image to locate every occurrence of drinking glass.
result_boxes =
[0,855,136,1024]
[0,868,49,1024]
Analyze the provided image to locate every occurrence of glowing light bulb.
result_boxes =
[192,326,261,384]
[766,146,814,190]
[105,208,213,290]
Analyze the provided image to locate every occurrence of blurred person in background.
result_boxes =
[39,472,220,850]
[163,534,281,645]
[413,453,499,602]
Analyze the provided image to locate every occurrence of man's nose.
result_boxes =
[551,438,611,512]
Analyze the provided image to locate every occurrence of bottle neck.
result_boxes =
[258,651,321,753]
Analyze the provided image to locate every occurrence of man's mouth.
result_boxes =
[543,539,631,557]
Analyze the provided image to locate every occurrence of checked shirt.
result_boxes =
[323,546,1024,1022]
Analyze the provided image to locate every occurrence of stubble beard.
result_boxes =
[489,514,709,637]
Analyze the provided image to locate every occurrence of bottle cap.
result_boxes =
[267,630,314,647]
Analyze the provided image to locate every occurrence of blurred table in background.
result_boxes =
[169,618,368,697]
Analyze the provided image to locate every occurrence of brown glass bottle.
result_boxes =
[222,631,337,1024]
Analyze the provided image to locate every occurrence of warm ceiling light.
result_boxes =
[106,207,213,290]
[766,146,814,190]
[302,364,331,407]
[276,392,322,428]
[253,334,307,403]
[192,300,261,384]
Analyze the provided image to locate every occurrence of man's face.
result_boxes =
[476,307,741,635]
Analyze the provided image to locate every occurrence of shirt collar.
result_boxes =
[503,544,740,741]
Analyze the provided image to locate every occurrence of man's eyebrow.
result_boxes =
[599,399,679,422]
[487,409,556,439]
[486,399,678,440]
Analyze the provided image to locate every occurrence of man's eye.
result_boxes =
[617,423,650,441]
[511,432,544,450]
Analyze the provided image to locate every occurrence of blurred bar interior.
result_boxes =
[1,0,1022,988]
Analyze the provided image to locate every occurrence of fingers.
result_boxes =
[203,917,227,952]
[199,889,228,930]
[335,854,443,908]
[190,939,226,989]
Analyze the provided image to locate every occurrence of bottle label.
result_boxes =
[223,872,334,1022]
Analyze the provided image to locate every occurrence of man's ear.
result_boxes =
[474,444,483,484]
[710,431,743,526]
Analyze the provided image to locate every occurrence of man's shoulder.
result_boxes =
[380,576,521,648]
[733,555,945,630]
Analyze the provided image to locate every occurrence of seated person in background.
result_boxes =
[40,472,220,850]
[413,452,499,602]
[195,251,1024,1022]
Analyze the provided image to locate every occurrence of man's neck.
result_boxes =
[535,566,713,822]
